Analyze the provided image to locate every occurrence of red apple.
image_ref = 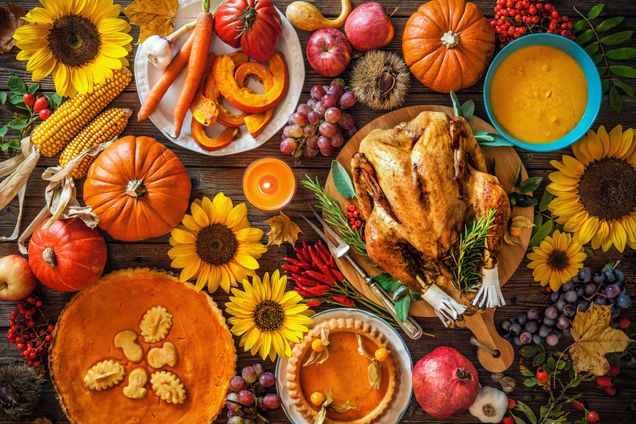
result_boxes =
[0,255,37,301]
[306,28,352,77]
[344,2,394,51]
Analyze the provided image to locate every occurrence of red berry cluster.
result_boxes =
[22,94,51,120]
[345,204,364,234]
[7,296,54,367]
[492,0,574,48]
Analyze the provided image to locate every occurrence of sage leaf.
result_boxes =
[539,190,553,212]
[596,16,624,32]
[573,19,587,33]
[612,78,635,96]
[601,30,633,45]
[27,83,40,94]
[330,160,355,199]
[610,65,636,78]
[609,86,623,113]
[374,273,401,292]
[575,29,594,45]
[461,100,475,120]
[395,295,411,322]
[529,219,553,247]
[587,3,604,19]
[584,42,599,55]
[607,47,636,60]
[518,176,543,193]
[450,91,461,116]
[0,92,6,105]
[8,76,26,95]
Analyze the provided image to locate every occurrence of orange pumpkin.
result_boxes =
[83,136,191,242]
[402,0,495,93]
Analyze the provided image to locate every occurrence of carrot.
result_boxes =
[137,31,196,122]
[173,12,214,137]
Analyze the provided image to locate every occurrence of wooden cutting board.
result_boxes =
[324,105,533,372]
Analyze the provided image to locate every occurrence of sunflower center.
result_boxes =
[47,15,101,67]
[253,300,285,331]
[196,223,238,266]
[547,249,570,270]
[579,158,636,220]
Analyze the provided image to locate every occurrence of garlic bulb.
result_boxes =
[143,35,174,70]
[469,386,508,423]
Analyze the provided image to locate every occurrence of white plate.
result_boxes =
[275,308,413,424]
[134,0,304,156]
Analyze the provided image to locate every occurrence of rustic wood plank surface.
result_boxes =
[0,0,635,423]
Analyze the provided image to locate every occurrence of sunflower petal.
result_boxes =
[235,254,260,270]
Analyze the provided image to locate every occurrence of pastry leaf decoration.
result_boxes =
[315,390,357,424]
[303,327,330,367]
[265,212,302,247]
[356,334,382,390]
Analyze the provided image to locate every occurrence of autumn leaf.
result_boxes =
[0,2,25,54]
[569,304,632,376]
[124,0,178,44]
[265,212,301,247]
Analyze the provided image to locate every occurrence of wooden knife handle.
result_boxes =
[463,308,514,373]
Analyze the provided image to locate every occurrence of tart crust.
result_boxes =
[287,317,398,424]
[49,268,237,424]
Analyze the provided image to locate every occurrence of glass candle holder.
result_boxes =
[243,158,296,211]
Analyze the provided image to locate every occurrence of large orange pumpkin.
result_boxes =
[402,0,495,93]
[83,136,191,242]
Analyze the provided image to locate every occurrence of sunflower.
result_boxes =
[226,270,313,361]
[13,0,132,97]
[527,230,587,292]
[168,193,267,294]
[547,125,636,252]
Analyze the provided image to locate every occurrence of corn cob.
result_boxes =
[31,68,132,157]
[59,108,133,179]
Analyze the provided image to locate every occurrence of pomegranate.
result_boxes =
[412,346,480,418]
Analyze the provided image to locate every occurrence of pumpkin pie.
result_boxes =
[286,318,398,424]
[49,268,236,424]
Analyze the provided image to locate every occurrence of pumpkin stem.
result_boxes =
[440,31,460,49]
[126,180,147,198]
[42,247,56,267]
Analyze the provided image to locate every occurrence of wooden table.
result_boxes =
[1,1,635,423]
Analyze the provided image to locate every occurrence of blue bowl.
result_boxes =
[483,33,602,152]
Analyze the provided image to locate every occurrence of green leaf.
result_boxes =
[601,30,633,45]
[450,91,461,117]
[8,76,26,95]
[373,273,401,292]
[602,78,610,94]
[7,118,28,130]
[0,126,7,139]
[461,100,475,120]
[513,163,523,188]
[529,220,553,248]
[587,3,605,19]
[520,365,535,377]
[518,176,543,193]
[572,19,587,33]
[511,412,528,424]
[516,401,538,424]
[27,83,40,94]
[523,378,538,387]
[534,212,543,229]
[584,42,599,55]
[395,295,411,322]
[512,193,538,207]
[47,93,64,110]
[539,191,553,212]
[575,29,594,45]
[331,160,355,199]
[592,53,604,65]
[583,246,594,258]
[610,65,636,78]
[612,78,635,96]
[532,351,546,367]
[540,405,548,418]
[606,47,636,60]
[9,94,23,105]
[546,356,556,371]
[597,16,625,32]
[609,86,623,113]
[474,131,495,142]
[520,344,539,358]
[0,92,6,105]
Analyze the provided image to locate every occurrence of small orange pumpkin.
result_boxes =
[83,136,191,242]
[402,0,495,93]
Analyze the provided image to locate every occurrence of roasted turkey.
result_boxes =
[351,111,510,321]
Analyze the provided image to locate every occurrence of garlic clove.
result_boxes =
[469,386,508,423]
[143,35,174,71]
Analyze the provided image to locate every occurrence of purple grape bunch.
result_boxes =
[499,263,630,348]
[225,363,281,424]
[280,79,357,158]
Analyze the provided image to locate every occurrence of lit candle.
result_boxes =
[243,158,296,211]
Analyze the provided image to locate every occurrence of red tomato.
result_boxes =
[214,0,282,62]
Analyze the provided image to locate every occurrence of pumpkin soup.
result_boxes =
[490,45,587,143]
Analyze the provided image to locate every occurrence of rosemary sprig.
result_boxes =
[301,176,367,256]
[451,209,497,293]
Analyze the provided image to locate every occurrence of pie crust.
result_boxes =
[287,317,398,424]
[49,268,236,424]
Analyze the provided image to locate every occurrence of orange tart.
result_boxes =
[49,268,236,424]
[287,318,398,424]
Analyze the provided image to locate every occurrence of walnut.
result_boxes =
[114,330,144,362]
[140,306,173,343]
[147,342,179,369]
[150,371,186,404]
[84,360,125,391]
[123,368,148,400]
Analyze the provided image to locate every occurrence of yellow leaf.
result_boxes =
[570,304,632,376]
[265,212,302,247]
[124,0,178,44]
